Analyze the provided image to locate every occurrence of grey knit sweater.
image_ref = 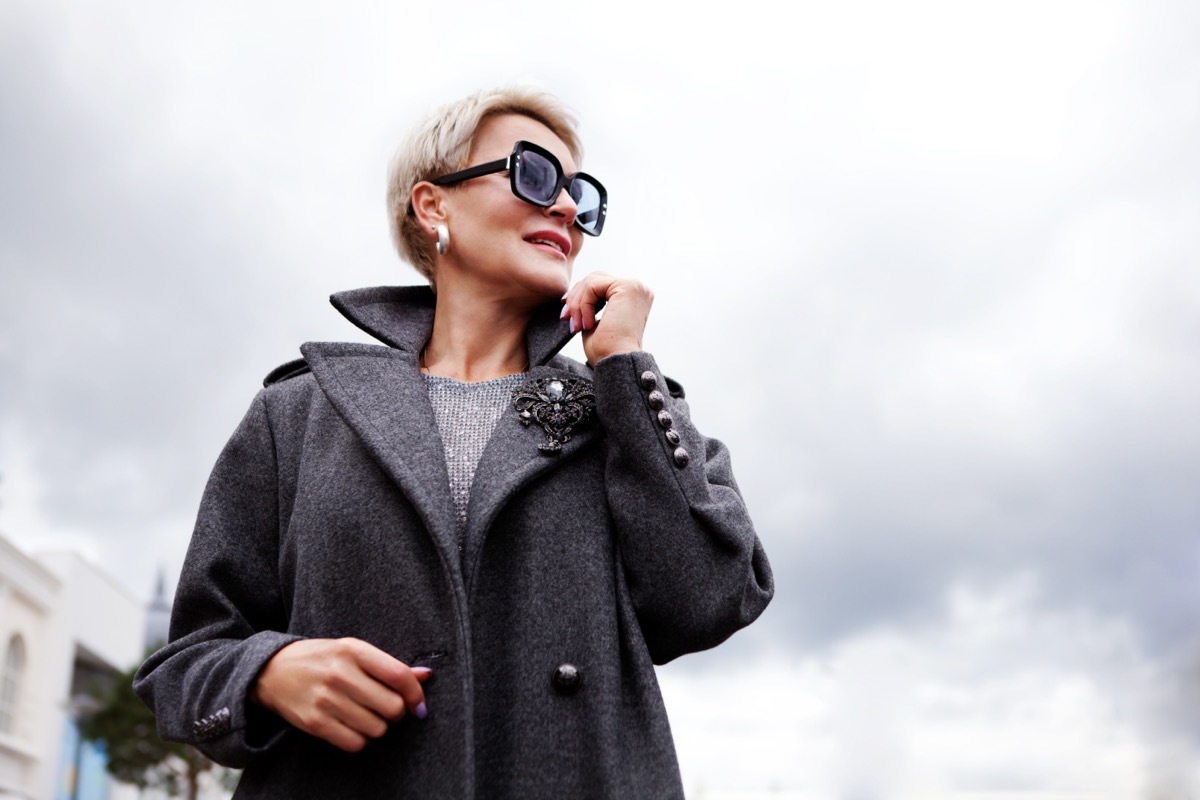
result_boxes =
[422,372,529,547]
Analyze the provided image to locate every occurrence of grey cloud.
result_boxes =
[0,14,303,584]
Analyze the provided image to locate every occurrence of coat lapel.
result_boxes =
[300,341,460,570]
[461,364,601,585]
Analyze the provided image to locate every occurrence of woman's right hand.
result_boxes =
[560,272,653,364]
[250,638,431,752]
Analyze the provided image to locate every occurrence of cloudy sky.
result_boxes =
[2,1,1198,797]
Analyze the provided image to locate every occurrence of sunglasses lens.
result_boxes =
[514,144,606,236]
[570,178,604,235]
[516,150,559,204]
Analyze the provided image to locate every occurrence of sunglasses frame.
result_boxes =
[430,140,607,236]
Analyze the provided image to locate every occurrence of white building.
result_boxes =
[0,534,58,799]
[0,534,145,800]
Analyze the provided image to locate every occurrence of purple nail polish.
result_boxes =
[559,304,569,320]
[414,702,428,720]
[569,317,576,334]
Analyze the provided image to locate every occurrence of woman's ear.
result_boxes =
[410,181,446,228]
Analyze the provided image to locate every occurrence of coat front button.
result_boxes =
[657,410,673,429]
[647,390,665,410]
[664,428,681,446]
[639,371,658,390]
[552,663,582,695]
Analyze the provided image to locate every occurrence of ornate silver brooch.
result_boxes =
[512,376,596,453]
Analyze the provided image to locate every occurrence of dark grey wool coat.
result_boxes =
[135,286,773,799]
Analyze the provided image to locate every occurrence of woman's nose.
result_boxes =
[545,187,577,226]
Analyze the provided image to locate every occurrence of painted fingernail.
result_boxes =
[561,291,569,300]
[414,702,428,720]
[569,317,576,334]
[559,304,569,319]
[413,666,433,677]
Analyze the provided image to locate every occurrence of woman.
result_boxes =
[135,87,773,798]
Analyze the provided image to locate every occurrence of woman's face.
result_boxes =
[438,113,585,304]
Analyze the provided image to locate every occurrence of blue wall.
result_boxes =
[54,714,110,800]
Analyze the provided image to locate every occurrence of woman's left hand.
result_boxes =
[561,272,654,364]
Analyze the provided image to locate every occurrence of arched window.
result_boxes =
[0,634,25,734]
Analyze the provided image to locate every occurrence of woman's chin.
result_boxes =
[516,262,571,300]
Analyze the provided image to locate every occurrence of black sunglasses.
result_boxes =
[431,140,607,236]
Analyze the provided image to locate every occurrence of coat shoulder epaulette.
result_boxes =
[263,357,311,387]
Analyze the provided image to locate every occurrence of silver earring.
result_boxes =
[435,223,449,255]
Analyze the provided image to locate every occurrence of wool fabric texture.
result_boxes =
[134,286,774,799]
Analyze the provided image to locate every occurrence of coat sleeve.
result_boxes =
[133,392,304,767]
[592,351,774,664]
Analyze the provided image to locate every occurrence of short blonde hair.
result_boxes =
[386,87,583,285]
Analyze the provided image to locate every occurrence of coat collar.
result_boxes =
[329,285,578,367]
[304,286,598,589]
